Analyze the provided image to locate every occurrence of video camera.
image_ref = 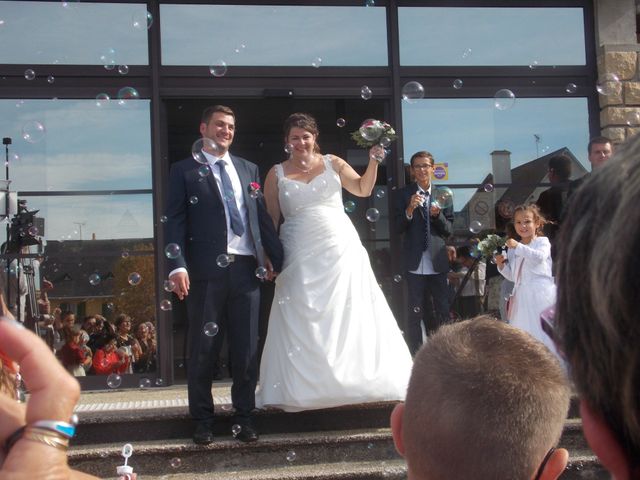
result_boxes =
[5,199,45,254]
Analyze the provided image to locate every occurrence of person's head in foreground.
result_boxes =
[391,316,570,480]
[555,134,640,479]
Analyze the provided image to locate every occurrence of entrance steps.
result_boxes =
[68,384,608,479]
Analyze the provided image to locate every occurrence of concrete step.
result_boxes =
[69,428,399,478]
[73,401,398,446]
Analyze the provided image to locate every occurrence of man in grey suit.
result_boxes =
[165,105,283,445]
[395,151,453,356]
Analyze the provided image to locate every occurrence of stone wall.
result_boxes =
[598,45,640,142]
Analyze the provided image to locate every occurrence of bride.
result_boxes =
[256,113,413,412]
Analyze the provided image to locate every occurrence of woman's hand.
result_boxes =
[0,317,99,479]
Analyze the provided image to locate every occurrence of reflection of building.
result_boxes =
[455,148,588,234]
[42,238,154,320]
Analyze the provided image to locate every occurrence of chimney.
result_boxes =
[491,150,512,186]
[92,233,96,240]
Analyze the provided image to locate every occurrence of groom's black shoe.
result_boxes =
[234,424,259,443]
[193,423,214,445]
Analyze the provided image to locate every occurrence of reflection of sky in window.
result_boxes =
[402,97,590,210]
[0,1,148,65]
[1,100,152,191]
[1,195,153,243]
[160,5,387,66]
[399,7,585,66]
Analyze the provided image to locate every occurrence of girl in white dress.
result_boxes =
[495,204,558,355]
[256,113,413,412]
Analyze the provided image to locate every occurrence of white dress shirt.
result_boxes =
[408,185,436,275]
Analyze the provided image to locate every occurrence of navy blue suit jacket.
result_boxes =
[165,155,283,281]
[394,183,454,274]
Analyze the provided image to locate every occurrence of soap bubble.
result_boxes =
[163,279,175,292]
[483,183,494,192]
[128,272,142,286]
[100,48,117,70]
[528,60,539,70]
[231,424,242,437]
[625,111,640,126]
[375,188,385,199]
[393,274,402,283]
[366,208,380,222]
[493,89,516,111]
[286,451,297,462]
[284,143,294,155]
[107,373,122,389]
[413,306,421,313]
[461,48,472,59]
[255,266,268,279]
[191,137,219,163]
[596,73,620,96]
[203,322,219,337]
[139,378,151,389]
[209,60,228,77]
[160,215,168,223]
[117,87,139,100]
[118,65,129,75]
[132,10,153,30]
[155,378,164,387]
[401,81,425,103]
[170,457,181,468]
[121,250,130,258]
[198,165,210,177]
[453,79,463,89]
[88,273,101,286]
[47,75,55,84]
[21,121,46,143]
[344,200,356,213]
[95,93,110,107]
[216,254,230,268]
[24,69,35,80]
[287,345,301,358]
[164,243,181,259]
[565,83,577,94]
[360,85,372,100]
[311,56,322,68]
[189,196,198,205]
[27,225,39,236]
[359,119,383,142]
[365,0,375,6]
[336,118,346,128]
[160,300,172,311]
[433,187,454,209]
[469,220,483,234]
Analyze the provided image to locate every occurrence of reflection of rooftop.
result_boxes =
[42,238,153,299]
[455,147,588,233]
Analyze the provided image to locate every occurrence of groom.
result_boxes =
[165,105,283,445]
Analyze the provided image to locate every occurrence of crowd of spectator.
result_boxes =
[43,310,156,377]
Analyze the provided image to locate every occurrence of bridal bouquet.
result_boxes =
[474,234,507,259]
[350,119,397,149]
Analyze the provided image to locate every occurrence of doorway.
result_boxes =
[164,97,394,382]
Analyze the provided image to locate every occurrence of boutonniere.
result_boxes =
[248,182,262,199]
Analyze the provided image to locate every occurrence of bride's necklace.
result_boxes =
[290,156,318,174]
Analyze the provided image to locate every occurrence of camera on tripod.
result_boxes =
[5,199,45,254]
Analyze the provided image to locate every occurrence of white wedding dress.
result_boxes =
[256,156,413,412]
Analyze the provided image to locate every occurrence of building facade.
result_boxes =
[0,0,637,388]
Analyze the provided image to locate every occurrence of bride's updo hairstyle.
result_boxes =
[284,113,322,154]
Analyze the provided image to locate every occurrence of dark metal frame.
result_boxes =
[0,0,598,388]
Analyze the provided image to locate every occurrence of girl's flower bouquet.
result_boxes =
[474,234,507,259]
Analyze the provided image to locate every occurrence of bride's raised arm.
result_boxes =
[331,145,383,198]
[264,166,282,230]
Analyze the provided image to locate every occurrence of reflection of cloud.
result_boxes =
[161,5,387,66]
[12,152,151,190]
[21,195,153,241]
